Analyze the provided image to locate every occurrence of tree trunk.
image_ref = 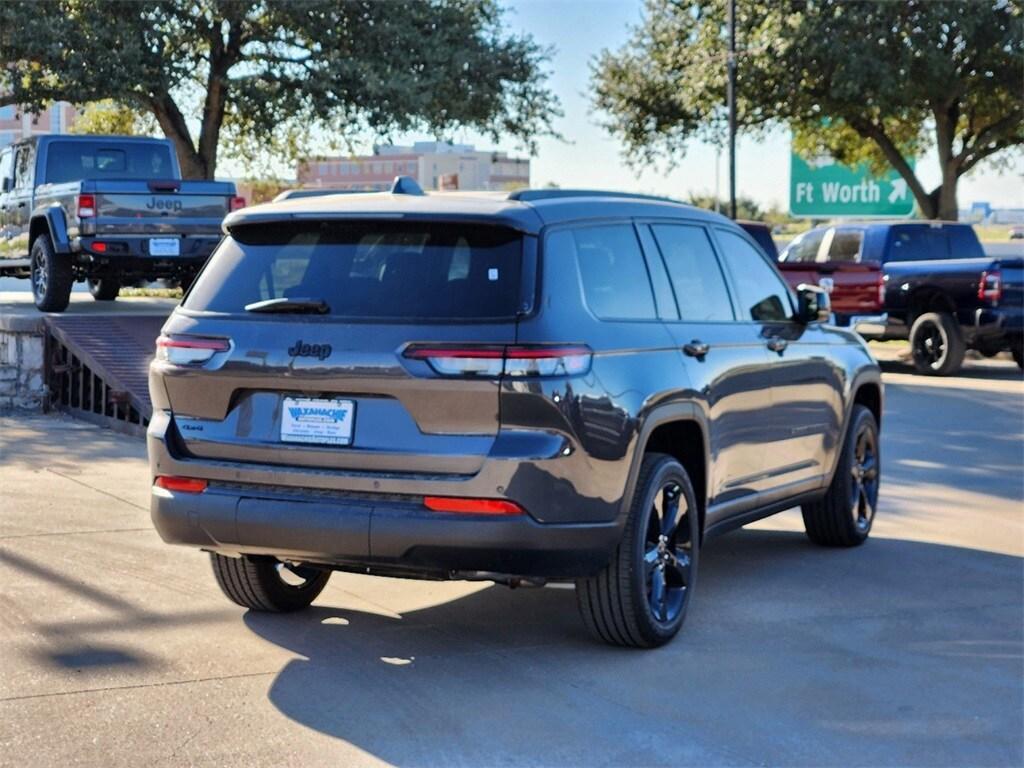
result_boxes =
[149,94,212,179]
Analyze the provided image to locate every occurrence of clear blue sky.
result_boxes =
[353,0,1023,210]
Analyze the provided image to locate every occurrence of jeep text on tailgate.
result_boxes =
[0,135,243,311]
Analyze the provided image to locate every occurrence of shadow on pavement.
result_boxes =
[242,529,1023,767]
[881,380,1024,504]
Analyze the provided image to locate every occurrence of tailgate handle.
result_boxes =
[148,180,181,192]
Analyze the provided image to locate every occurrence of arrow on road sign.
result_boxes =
[888,178,908,204]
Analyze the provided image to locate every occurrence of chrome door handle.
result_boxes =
[683,340,710,358]
[766,337,788,353]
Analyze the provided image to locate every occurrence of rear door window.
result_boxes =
[826,229,864,262]
[565,224,657,321]
[715,229,794,322]
[185,221,525,320]
[888,226,950,261]
[651,224,734,321]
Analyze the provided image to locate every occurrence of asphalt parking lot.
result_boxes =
[1,355,1022,767]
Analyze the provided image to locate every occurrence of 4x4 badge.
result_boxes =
[287,340,332,360]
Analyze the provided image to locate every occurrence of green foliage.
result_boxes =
[686,193,763,221]
[68,100,158,136]
[593,0,1023,219]
[1,0,560,179]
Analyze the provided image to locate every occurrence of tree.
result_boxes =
[592,0,1023,220]
[687,193,762,220]
[68,100,158,136]
[0,0,559,179]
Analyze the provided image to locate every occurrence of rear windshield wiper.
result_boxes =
[244,298,331,314]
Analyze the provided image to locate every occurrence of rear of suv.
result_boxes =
[149,183,882,648]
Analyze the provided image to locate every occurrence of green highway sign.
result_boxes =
[789,152,914,218]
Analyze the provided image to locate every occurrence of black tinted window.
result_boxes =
[716,230,794,322]
[947,225,984,259]
[185,221,524,320]
[888,226,949,261]
[652,225,734,321]
[45,141,174,183]
[561,225,656,320]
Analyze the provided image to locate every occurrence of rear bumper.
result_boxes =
[147,410,625,579]
[72,235,220,274]
[151,483,621,580]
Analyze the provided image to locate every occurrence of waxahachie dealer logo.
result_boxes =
[287,339,332,360]
[288,405,348,424]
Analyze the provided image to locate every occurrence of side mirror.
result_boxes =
[796,283,831,324]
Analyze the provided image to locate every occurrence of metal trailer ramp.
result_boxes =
[44,314,168,437]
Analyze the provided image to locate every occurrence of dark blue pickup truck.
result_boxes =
[0,135,241,311]
[779,221,1023,374]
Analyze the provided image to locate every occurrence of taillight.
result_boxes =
[877,273,886,306]
[154,476,208,493]
[403,344,591,377]
[978,270,1002,305]
[423,496,524,515]
[77,194,96,218]
[155,334,230,366]
[229,195,246,211]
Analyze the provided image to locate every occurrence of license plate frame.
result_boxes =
[281,397,355,446]
[149,237,181,257]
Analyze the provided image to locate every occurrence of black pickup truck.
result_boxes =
[0,135,241,311]
[779,221,1023,374]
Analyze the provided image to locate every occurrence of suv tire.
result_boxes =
[910,311,965,376]
[576,453,699,648]
[30,235,74,312]
[802,405,880,547]
[210,553,330,612]
[87,277,120,301]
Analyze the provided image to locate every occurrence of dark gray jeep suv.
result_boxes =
[148,183,882,648]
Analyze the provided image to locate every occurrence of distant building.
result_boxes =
[297,141,530,192]
[0,102,77,149]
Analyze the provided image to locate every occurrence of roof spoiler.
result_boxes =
[390,176,424,196]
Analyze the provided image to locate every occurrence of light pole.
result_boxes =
[727,0,737,220]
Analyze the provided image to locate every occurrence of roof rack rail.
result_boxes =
[390,175,424,196]
[507,188,682,205]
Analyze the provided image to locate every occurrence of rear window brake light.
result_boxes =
[156,334,230,366]
[404,344,591,377]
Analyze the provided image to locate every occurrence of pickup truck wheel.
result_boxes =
[210,553,330,612]
[87,277,120,301]
[30,236,73,312]
[910,312,965,376]
[801,405,879,547]
[575,453,699,648]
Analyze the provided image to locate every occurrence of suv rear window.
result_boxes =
[45,141,175,183]
[184,221,525,320]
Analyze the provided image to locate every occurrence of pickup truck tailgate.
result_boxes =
[778,261,883,315]
[88,180,234,236]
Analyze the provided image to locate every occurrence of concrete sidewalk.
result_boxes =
[1,368,1022,766]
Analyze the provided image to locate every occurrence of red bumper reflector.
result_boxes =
[92,241,107,253]
[423,496,524,515]
[155,476,208,494]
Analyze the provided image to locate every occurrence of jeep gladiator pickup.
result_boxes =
[778,221,1024,374]
[0,135,242,311]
